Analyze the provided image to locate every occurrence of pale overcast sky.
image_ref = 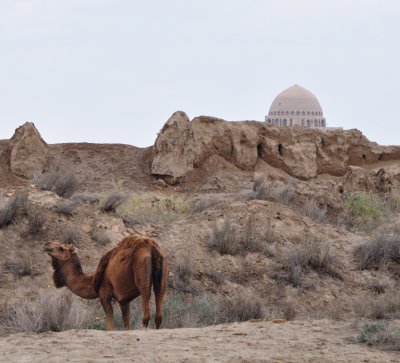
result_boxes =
[1,0,399,147]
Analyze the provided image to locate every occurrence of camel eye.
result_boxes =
[58,246,64,251]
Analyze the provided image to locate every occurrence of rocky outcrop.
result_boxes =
[7,122,48,179]
[152,111,400,183]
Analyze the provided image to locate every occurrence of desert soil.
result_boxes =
[0,319,399,363]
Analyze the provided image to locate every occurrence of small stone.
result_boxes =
[155,179,167,187]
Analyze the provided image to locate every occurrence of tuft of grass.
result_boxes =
[26,211,45,235]
[1,293,95,333]
[355,232,400,270]
[302,199,327,222]
[53,201,75,216]
[352,292,400,320]
[100,191,128,212]
[0,190,28,228]
[279,240,342,287]
[62,227,81,245]
[279,184,296,205]
[118,193,189,225]
[33,171,78,198]
[208,219,238,255]
[190,198,221,214]
[217,294,264,323]
[251,177,272,201]
[91,230,111,246]
[171,254,196,293]
[71,193,99,205]
[4,255,36,278]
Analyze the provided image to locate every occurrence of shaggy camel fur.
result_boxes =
[43,236,168,330]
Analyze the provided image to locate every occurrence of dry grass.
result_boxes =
[118,193,189,225]
[0,190,28,228]
[62,227,81,245]
[251,177,272,201]
[53,201,75,216]
[208,219,238,255]
[352,291,400,320]
[1,292,95,333]
[302,199,327,222]
[279,240,342,287]
[278,183,296,205]
[26,209,45,235]
[171,254,196,293]
[33,171,78,198]
[91,230,111,246]
[217,294,264,323]
[355,232,400,270]
[71,193,100,205]
[190,198,221,214]
[4,254,36,278]
[100,191,128,212]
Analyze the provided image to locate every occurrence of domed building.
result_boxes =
[265,84,326,127]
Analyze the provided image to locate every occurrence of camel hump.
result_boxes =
[93,249,114,294]
[151,244,165,295]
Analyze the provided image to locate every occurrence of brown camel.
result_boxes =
[43,236,168,330]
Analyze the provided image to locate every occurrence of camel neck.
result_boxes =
[61,255,99,300]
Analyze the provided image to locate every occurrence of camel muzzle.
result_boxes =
[42,243,53,253]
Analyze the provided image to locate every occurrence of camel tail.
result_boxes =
[93,249,113,294]
[151,245,166,295]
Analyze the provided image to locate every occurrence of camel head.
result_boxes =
[43,242,77,262]
[43,242,80,288]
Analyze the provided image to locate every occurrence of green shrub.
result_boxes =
[344,192,387,233]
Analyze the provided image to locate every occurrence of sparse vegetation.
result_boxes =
[91,230,111,245]
[53,201,75,216]
[217,294,264,323]
[0,190,28,228]
[279,239,342,287]
[118,193,189,224]
[26,209,45,235]
[100,191,128,212]
[71,192,100,205]
[344,191,388,233]
[355,232,400,270]
[33,171,78,198]
[62,227,81,245]
[352,292,400,320]
[208,219,238,255]
[279,183,296,205]
[302,199,327,222]
[1,293,95,333]
[4,255,36,278]
[250,176,272,201]
[171,254,196,293]
[357,322,400,351]
[190,198,221,214]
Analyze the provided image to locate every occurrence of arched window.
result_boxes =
[296,111,300,116]
[285,111,289,116]
[311,111,315,116]
[302,111,305,116]
[307,111,310,116]
[301,119,305,126]
[290,119,293,126]
[321,119,326,127]
[282,119,287,126]
[314,119,318,127]
[307,119,311,126]
[267,119,271,123]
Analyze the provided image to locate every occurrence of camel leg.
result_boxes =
[154,290,165,329]
[100,296,114,331]
[120,302,131,330]
[135,256,152,328]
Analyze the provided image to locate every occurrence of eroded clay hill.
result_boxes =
[1,115,400,361]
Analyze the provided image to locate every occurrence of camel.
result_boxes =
[43,235,168,331]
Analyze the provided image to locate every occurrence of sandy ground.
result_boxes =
[0,320,398,363]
